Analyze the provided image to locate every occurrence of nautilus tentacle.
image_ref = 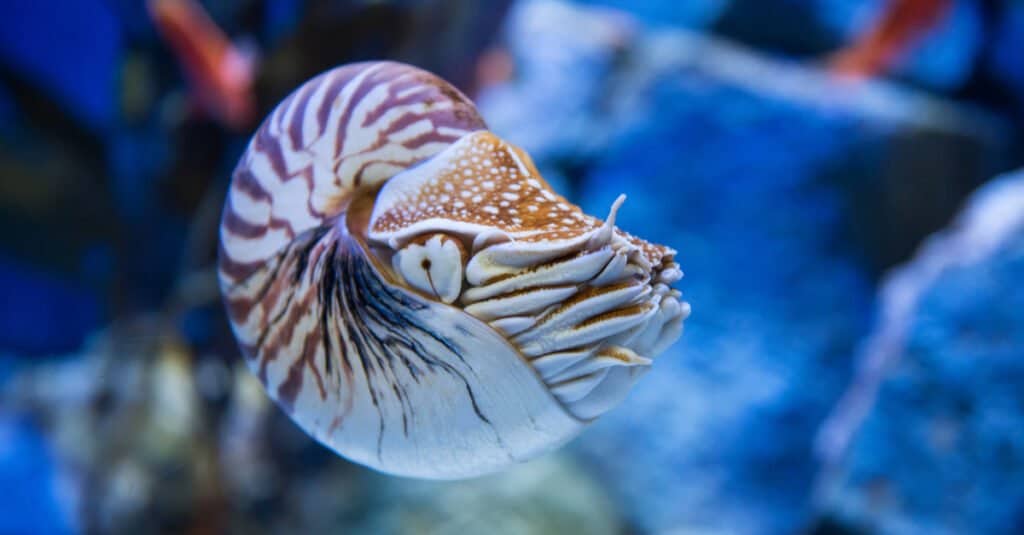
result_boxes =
[219,61,689,479]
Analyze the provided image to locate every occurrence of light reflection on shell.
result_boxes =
[218,61,689,479]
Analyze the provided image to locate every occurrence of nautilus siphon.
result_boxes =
[218,61,690,479]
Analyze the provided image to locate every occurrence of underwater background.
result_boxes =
[2,0,1024,533]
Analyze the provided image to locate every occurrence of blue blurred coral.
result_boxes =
[819,171,1024,534]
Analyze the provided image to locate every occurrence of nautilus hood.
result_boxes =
[218,61,689,479]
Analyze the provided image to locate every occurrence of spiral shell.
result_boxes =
[219,61,689,479]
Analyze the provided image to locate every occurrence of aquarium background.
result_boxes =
[2,0,1024,533]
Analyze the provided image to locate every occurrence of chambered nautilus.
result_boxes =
[218,61,689,479]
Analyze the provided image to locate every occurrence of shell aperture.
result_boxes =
[218,61,689,479]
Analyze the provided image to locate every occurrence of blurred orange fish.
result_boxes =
[148,0,256,129]
[830,0,951,78]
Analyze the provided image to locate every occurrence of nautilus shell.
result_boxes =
[218,61,689,479]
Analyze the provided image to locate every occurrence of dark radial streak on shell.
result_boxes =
[358,261,473,371]
[372,332,414,436]
[334,247,388,458]
[349,311,413,440]
[351,259,513,459]
[293,226,329,284]
[338,244,415,444]
[347,282,428,387]
[350,245,496,429]
[379,328,425,381]
[318,241,341,376]
[322,260,357,429]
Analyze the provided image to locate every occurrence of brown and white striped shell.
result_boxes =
[218,61,689,479]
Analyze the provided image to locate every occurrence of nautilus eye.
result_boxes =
[390,233,466,304]
[218,61,689,479]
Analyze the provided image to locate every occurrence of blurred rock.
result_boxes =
[479,2,1014,533]
[348,457,620,535]
[4,319,219,533]
[2,314,621,534]
[816,169,1024,534]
